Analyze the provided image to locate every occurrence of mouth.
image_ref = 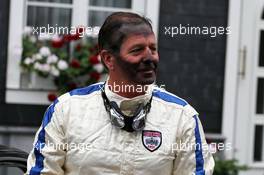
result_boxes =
[142,69,154,74]
[136,61,157,76]
[138,68,155,76]
[138,68,154,72]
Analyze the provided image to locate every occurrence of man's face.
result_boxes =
[113,33,159,85]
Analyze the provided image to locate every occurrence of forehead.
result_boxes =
[121,33,157,48]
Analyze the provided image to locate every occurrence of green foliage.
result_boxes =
[214,158,247,175]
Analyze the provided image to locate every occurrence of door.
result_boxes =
[235,0,264,174]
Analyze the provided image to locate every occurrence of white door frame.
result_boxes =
[223,0,264,173]
[233,0,259,166]
[222,0,243,160]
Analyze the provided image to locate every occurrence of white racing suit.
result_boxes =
[26,82,214,175]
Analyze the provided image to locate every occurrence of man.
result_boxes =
[26,12,214,175]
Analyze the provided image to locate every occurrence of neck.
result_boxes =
[107,77,149,98]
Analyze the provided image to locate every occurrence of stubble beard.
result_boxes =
[114,55,158,86]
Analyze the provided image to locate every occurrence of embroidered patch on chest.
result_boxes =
[142,130,162,152]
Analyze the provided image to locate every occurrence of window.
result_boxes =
[6,0,160,104]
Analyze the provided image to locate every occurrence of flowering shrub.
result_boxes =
[213,158,247,175]
[21,27,107,101]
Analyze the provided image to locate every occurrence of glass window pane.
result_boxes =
[254,125,264,162]
[28,0,72,3]
[24,6,71,90]
[88,11,113,26]
[89,0,131,8]
[0,167,24,175]
[256,78,264,114]
[259,31,264,66]
[27,6,71,28]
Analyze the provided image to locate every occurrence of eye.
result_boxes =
[130,47,143,53]
[150,46,157,51]
[150,46,157,53]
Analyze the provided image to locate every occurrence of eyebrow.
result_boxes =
[128,43,157,50]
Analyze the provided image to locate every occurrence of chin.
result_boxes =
[135,75,156,85]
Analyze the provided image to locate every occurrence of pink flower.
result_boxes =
[89,55,100,65]
[75,44,82,51]
[70,59,81,68]
[51,39,64,48]
[48,93,57,102]
[68,82,77,90]
[90,72,101,81]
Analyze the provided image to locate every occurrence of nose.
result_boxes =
[145,47,153,56]
[142,47,153,60]
[142,47,159,62]
[142,57,152,64]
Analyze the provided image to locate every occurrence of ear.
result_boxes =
[100,50,115,70]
